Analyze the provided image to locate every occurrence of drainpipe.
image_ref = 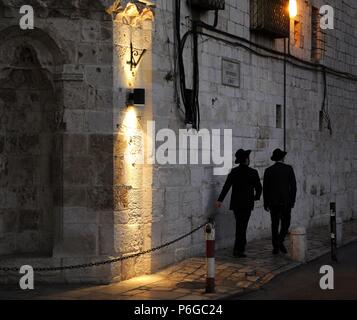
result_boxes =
[283,38,287,151]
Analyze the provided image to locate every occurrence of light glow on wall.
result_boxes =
[123,106,139,138]
[113,1,155,280]
[123,106,141,167]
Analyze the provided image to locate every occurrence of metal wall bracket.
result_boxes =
[127,42,147,71]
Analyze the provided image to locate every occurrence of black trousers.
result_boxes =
[233,210,252,253]
[270,205,291,249]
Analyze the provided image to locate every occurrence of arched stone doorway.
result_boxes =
[0,30,64,257]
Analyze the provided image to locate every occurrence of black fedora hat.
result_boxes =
[271,148,287,161]
[235,149,251,164]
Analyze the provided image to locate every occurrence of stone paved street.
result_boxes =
[1,220,356,300]
[230,240,357,300]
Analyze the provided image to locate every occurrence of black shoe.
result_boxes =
[279,244,288,254]
[272,248,279,255]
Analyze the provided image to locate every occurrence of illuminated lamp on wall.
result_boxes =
[289,0,297,18]
[127,88,146,107]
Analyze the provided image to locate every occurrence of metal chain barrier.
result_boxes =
[0,221,208,273]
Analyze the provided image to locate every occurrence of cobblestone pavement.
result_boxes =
[1,220,357,300]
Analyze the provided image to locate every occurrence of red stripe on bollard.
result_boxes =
[206,240,215,258]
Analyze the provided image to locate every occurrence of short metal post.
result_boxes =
[330,202,338,261]
[205,220,215,293]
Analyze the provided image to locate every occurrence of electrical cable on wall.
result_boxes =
[173,1,184,116]
[321,67,333,135]
[174,0,356,134]
[176,0,200,130]
[196,31,338,136]
[175,1,221,130]
[197,22,357,82]
[175,0,192,126]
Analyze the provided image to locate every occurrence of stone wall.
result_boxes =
[0,0,356,284]
[0,45,57,256]
[0,0,120,283]
[112,2,156,280]
[146,0,357,275]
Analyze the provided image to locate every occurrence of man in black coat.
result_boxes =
[215,149,262,258]
[263,149,297,255]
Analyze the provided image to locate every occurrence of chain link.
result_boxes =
[0,222,208,273]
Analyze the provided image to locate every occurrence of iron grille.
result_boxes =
[188,0,225,11]
[250,0,290,38]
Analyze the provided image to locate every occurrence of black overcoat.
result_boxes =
[218,165,262,211]
[263,162,297,209]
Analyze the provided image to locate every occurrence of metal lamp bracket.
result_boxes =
[127,42,147,71]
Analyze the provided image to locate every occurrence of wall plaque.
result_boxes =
[222,58,240,88]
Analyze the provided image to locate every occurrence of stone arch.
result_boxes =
[0,26,67,74]
[0,27,65,257]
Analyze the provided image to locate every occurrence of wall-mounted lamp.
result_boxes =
[127,88,146,107]
[127,42,147,72]
[289,0,297,18]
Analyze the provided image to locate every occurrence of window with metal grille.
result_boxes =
[250,0,290,38]
[311,6,325,62]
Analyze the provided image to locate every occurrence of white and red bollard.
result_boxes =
[205,220,215,293]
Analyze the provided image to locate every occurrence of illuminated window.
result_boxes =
[293,20,303,48]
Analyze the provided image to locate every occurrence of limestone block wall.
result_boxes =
[112,2,156,280]
[48,10,119,283]
[0,45,57,256]
[0,0,355,285]
[0,0,120,283]
[148,0,357,273]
